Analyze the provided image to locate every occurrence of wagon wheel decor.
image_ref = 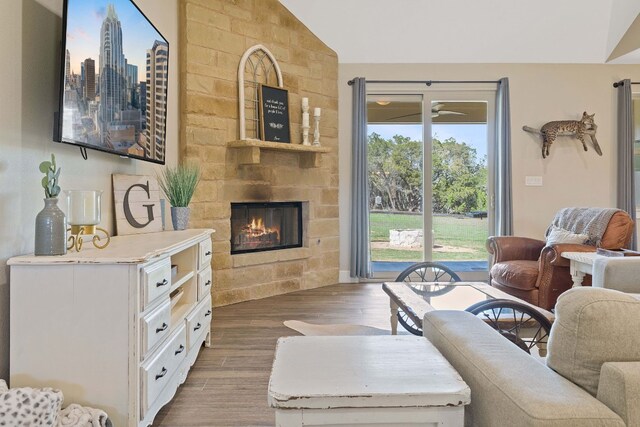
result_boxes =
[465,299,552,356]
[395,262,461,336]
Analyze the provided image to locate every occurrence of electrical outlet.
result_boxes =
[525,176,543,186]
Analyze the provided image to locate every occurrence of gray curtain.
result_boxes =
[616,79,637,250]
[494,77,513,236]
[350,77,371,278]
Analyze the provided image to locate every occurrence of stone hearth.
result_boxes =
[180,0,339,306]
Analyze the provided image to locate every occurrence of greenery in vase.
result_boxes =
[158,163,201,207]
[39,153,61,198]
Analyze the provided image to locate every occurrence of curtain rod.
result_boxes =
[347,79,501,86]
[613,80,640,88]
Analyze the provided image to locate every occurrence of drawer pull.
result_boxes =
[155,367,168,380]
[175,344,185,355]
[193,323,202,331]
[205,280,211,287]
[204,251,212,256]
[205,310,212,317]
[156,322,168,333]
[156,278,169,287]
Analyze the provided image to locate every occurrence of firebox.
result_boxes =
[230,202,303,254]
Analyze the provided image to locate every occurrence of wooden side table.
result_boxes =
[268,336,470,426]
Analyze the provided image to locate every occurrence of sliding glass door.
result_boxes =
[430,99,489,265]
[368,95,425,268]
[367,87,495,278]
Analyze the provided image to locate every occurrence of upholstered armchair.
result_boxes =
[487,210,634,310]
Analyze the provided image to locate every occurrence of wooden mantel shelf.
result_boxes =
[228,139,330,168]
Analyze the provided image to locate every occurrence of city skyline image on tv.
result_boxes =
[59,0,168,164]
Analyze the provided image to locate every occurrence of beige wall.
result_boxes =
[181,0,339,306]
[338,63,640,279]
[0,0,178,379]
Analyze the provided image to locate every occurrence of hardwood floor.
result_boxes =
[154,283,393,426]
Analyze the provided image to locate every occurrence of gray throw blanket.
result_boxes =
[546,207,621,247]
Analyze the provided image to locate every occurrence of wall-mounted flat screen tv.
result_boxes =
[55,0,169,165]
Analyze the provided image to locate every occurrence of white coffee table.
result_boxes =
[268,336,470,426]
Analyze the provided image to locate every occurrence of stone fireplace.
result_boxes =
[231,202,303,254]
[181,0,339,306]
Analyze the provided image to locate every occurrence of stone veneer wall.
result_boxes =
[180,0,339,306]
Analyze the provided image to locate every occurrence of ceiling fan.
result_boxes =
[431,103,465,118]
[382,103,466,121]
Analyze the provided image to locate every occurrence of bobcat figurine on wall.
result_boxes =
[523,112,603,159]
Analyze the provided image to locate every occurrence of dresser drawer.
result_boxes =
[141,299,171,356]
[198,239,212,270]
[140,324,187,417]
[186,295,212,350]
[142,258,171,310]
[197,267,212,301]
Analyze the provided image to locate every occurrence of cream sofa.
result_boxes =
[423,287,640,426]
[592,256,640,293]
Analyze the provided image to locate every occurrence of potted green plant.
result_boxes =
[158,163,201,230]
[35,154,67,255]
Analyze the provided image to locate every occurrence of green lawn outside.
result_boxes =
[370,212,423,240]
[370,212,488,262]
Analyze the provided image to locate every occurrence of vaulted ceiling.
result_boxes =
[279,0,640,64]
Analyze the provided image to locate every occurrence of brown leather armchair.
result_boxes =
[486,211,634,310]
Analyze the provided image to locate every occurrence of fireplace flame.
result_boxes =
[243,216,280,240]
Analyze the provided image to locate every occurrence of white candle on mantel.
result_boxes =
[302,113,309,127]
[314,107,321,117]
[302,97,309,108]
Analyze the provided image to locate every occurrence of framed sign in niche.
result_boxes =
[259,84,291,143]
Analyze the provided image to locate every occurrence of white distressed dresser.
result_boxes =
[8,229,214,427]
